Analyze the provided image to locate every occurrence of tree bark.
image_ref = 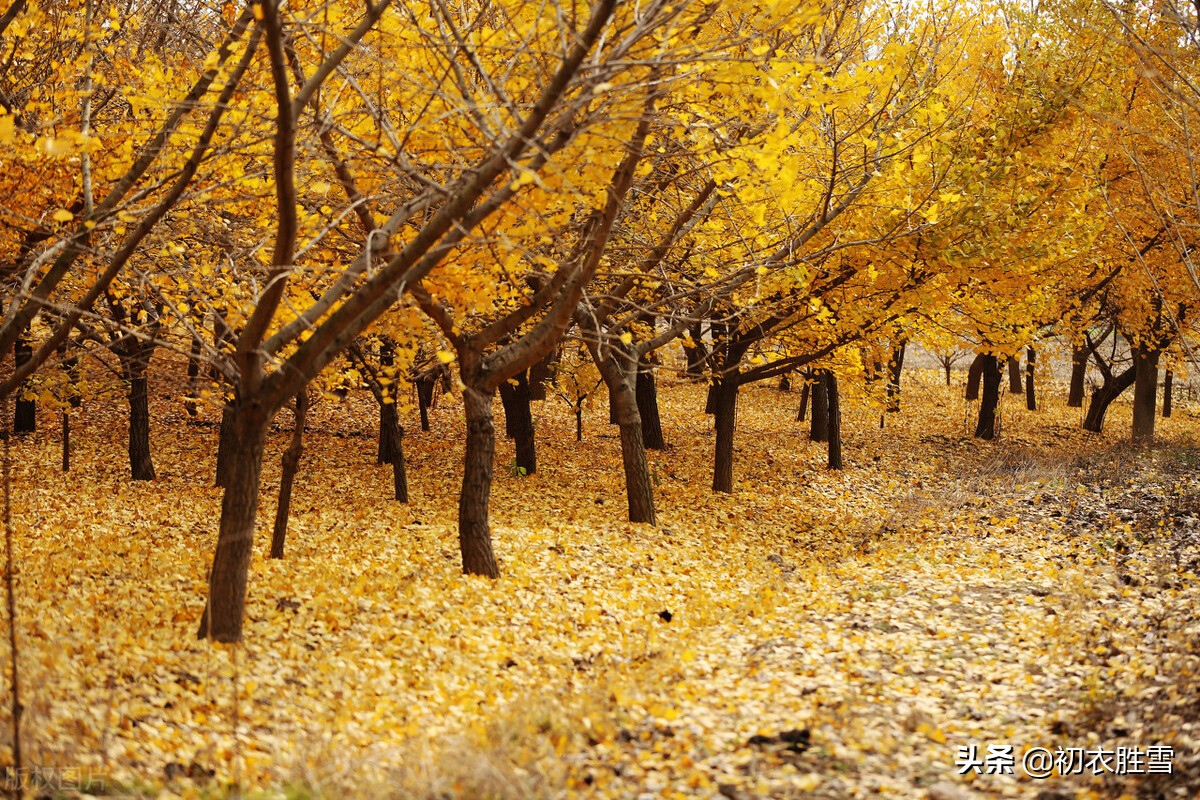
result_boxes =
[636,362,665,450]
[499,371,536,475]
[966,354,984,401]
[796,376,810,422]
[810,372,829,442]
[1068,345,1087,408]
[975,355,1002,439]
[1084,366,1135,433]
[123,342,156,481]
[943,359,952,386]
[378,395,401,465]
[13,337,35,434]
[528,349,556,401]
[1132,345,1160,443]
[185,336,201,420]
[270,391,308,559]
[459,387,500,577]
[885,341,907,412]
[215,402,237,487]
[1025,346,1037,411]
[1007,355,1023,394]
[826,371,843,470]
[712,377,738,493]
[683,322,707,378]
[778,373,791,392]
[61,347,79,472]
[1164,369,1173,418]
[199,404,270,642]
[416,374,436,432]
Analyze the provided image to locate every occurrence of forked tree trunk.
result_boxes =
[499,371,536,475]
[1068,345,1087,408]
[270,391,309,559]
[712,377,739,493]
[1007,356,1023,394]
[1084,366,1135,433]
[199,405,270,642]
[975,355,1002,440]
[636,362,664,450]
[123,342,156,481]
[459,387,500,577]
[810,373,829,442]
[1025,347,1037,411]
[826,372,843,470]
[966,354,984,401]
[1164,370,1173,418]
[13,337,35,434]
[885,341,906,412]
[1132,345,1160,443]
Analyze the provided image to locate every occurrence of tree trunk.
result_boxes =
[378,397,401,465]
[499,371,536,475]
[636,362,665,450]
[575,404,583,442]
[810,373,829,442]
[459,387,500,577]
[944,359,952,386]
[199,405,270,642]
[975,355,1002,440]
[826,372,843,470]
[1164,370,1173,418]
[796,376,810,422]
[778,373,791,392]
[885,341,907,412]
[1083,366,1136,433]
[528,349,556,401]
[13,337,35,434]
[966,354,984,400]
[416,375,436,432]
[712,378,739,493]
[215,402,237,487]
[270,391,308,559]
[61,348,79,473]
[1007,355,1023,393]
[124,343,156,481]
[684,322,707,378]
[1132,345,1160,444]
[185,336,201,420]
[601,357,655,523]
[1068,345,1087,408]
[1025,347,1037,411]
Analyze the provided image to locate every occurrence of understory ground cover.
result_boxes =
[4,371,1200,799]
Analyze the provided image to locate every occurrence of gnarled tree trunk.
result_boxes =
[1084,367,1135,433]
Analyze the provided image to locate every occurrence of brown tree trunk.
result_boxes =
[499,371,536,475]
[712,377,738,493]
[966,354,984,400]
[796,375,810,422]
[636,362,665,450]
[378,397,400,465]
[1007,355,1023,394]
[459,387,500,577]
[944,359,952,386]
[215,402,236,487]
[1164,369,1173,418]
[199,404,270,642]
[1132,345,1160,443]
[885,341,906,412]
[605,363,656,523]
[270,391,308,559]
[1068,345,1087,408]
[13,337,35,434]
[528,349,556,401]
[416,375,436,432]
[778,373,791,392]
[826,372,843,470]
[61,347,80,473]
[684,322,707,379]
[575,404,584,442]
[1025,347,1037,411]
[975,355,1002,439]
[1084,366,1135,432]
[185,336,201,420]
[810,372,829,442]
[124,342,156,481]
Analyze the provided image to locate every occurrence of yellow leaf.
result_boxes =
[618,332,633,345]
[52,208,74,223]
[436,350,455,364]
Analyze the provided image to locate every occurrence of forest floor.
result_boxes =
[3,370,1200,799]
